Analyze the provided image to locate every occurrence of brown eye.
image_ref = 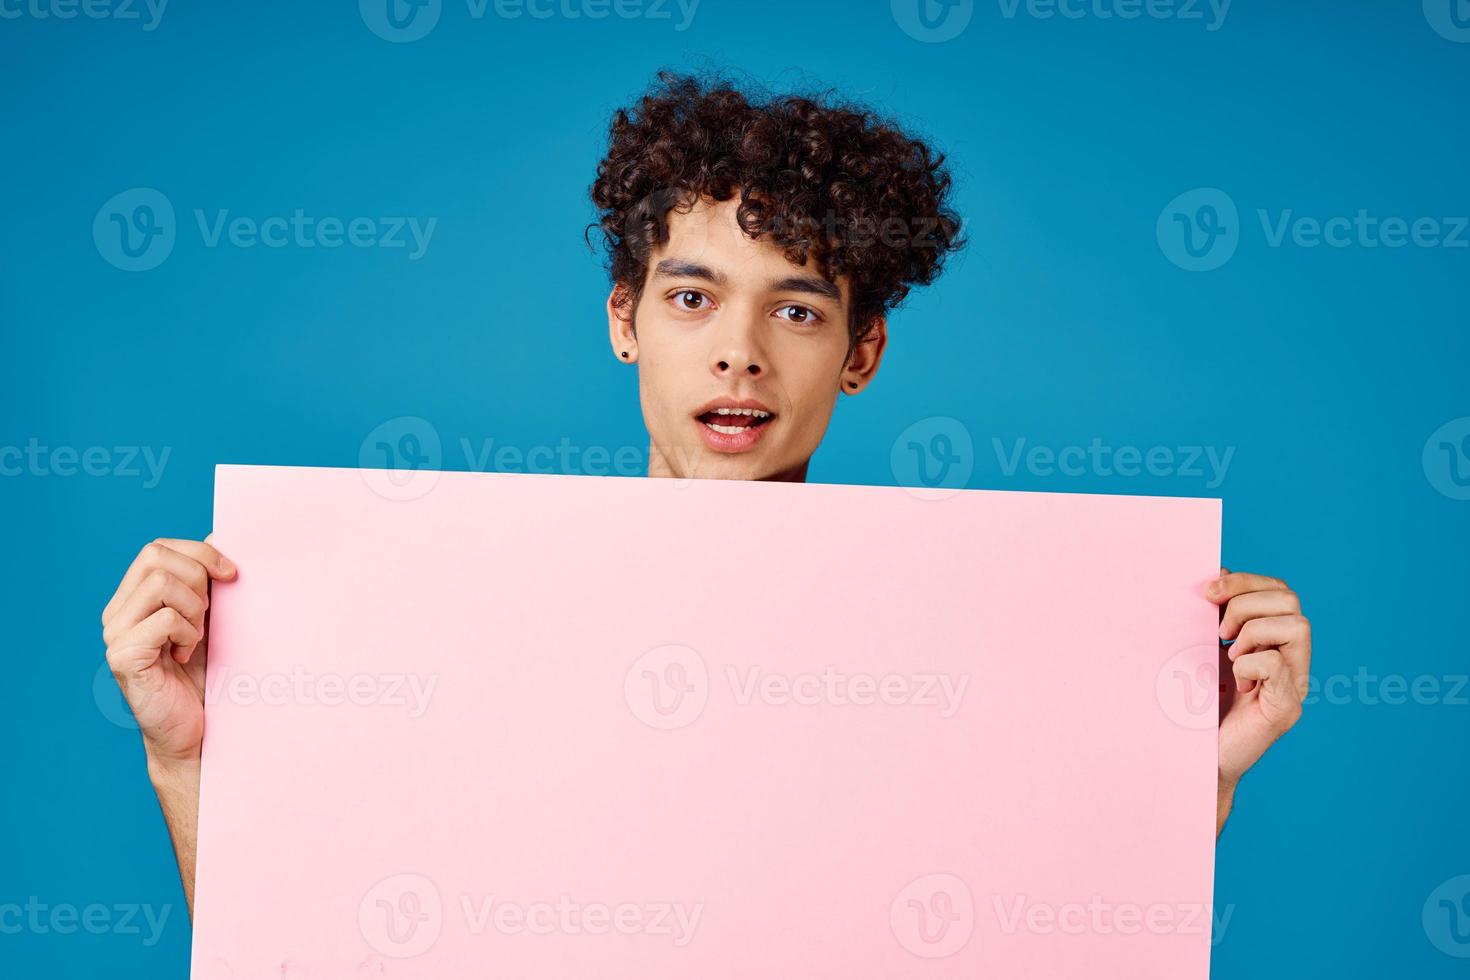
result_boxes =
[677,291,706,310]
[777,305,818,324]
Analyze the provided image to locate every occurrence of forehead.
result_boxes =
[656,197,848,298]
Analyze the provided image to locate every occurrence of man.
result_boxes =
[102,73,1311,917]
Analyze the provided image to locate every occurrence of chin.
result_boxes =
[691,450,806,483]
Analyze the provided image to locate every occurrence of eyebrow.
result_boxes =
[770,275,842,303]
[652,260,727,285]
[654,260,843,304]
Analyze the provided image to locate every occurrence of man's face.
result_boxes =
[609,197,884,481]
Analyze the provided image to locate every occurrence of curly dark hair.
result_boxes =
[590,72,964,345]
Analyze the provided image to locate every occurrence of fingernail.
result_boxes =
[220,556,237,576]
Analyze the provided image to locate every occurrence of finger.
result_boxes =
[106,607,201,676]
[1231,650,1306,728]
[156,538,236,580]
[1206,571,1290,605]
[105,537,235,628]
[1219,589,1302,640]
[103,570,208,648]
[103,538,235,625]
[1230,614,1310,659]
[103,545,209,627]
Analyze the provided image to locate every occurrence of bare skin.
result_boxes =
[106,204,1311,915]
[101,537,235,915]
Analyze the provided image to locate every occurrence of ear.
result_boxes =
[840,316,887,394]
[607,285,638,364]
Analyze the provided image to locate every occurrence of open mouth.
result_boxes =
[693,402,777,453]
[698,406,775,435]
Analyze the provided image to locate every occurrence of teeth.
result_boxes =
[706,423,747,435]
[712,407,771,418]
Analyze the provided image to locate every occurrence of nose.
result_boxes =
[710,316,767,380]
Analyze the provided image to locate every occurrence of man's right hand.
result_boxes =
[102,537,236,769]
[102,537,235,916]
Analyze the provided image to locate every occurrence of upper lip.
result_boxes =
[694,397,776,419]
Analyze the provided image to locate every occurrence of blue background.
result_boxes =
[3,0,1468,976]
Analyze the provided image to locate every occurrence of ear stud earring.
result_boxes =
[847,381,858,389]
[620,352,630,359]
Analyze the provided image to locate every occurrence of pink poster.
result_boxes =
[193,464,1221,978]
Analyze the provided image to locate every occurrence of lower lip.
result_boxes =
[695,416,774,453]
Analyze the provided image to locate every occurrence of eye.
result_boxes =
[774,304,822,324]
[670,289,713,312]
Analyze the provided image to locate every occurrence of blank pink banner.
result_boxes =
[194,464,1221,979]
